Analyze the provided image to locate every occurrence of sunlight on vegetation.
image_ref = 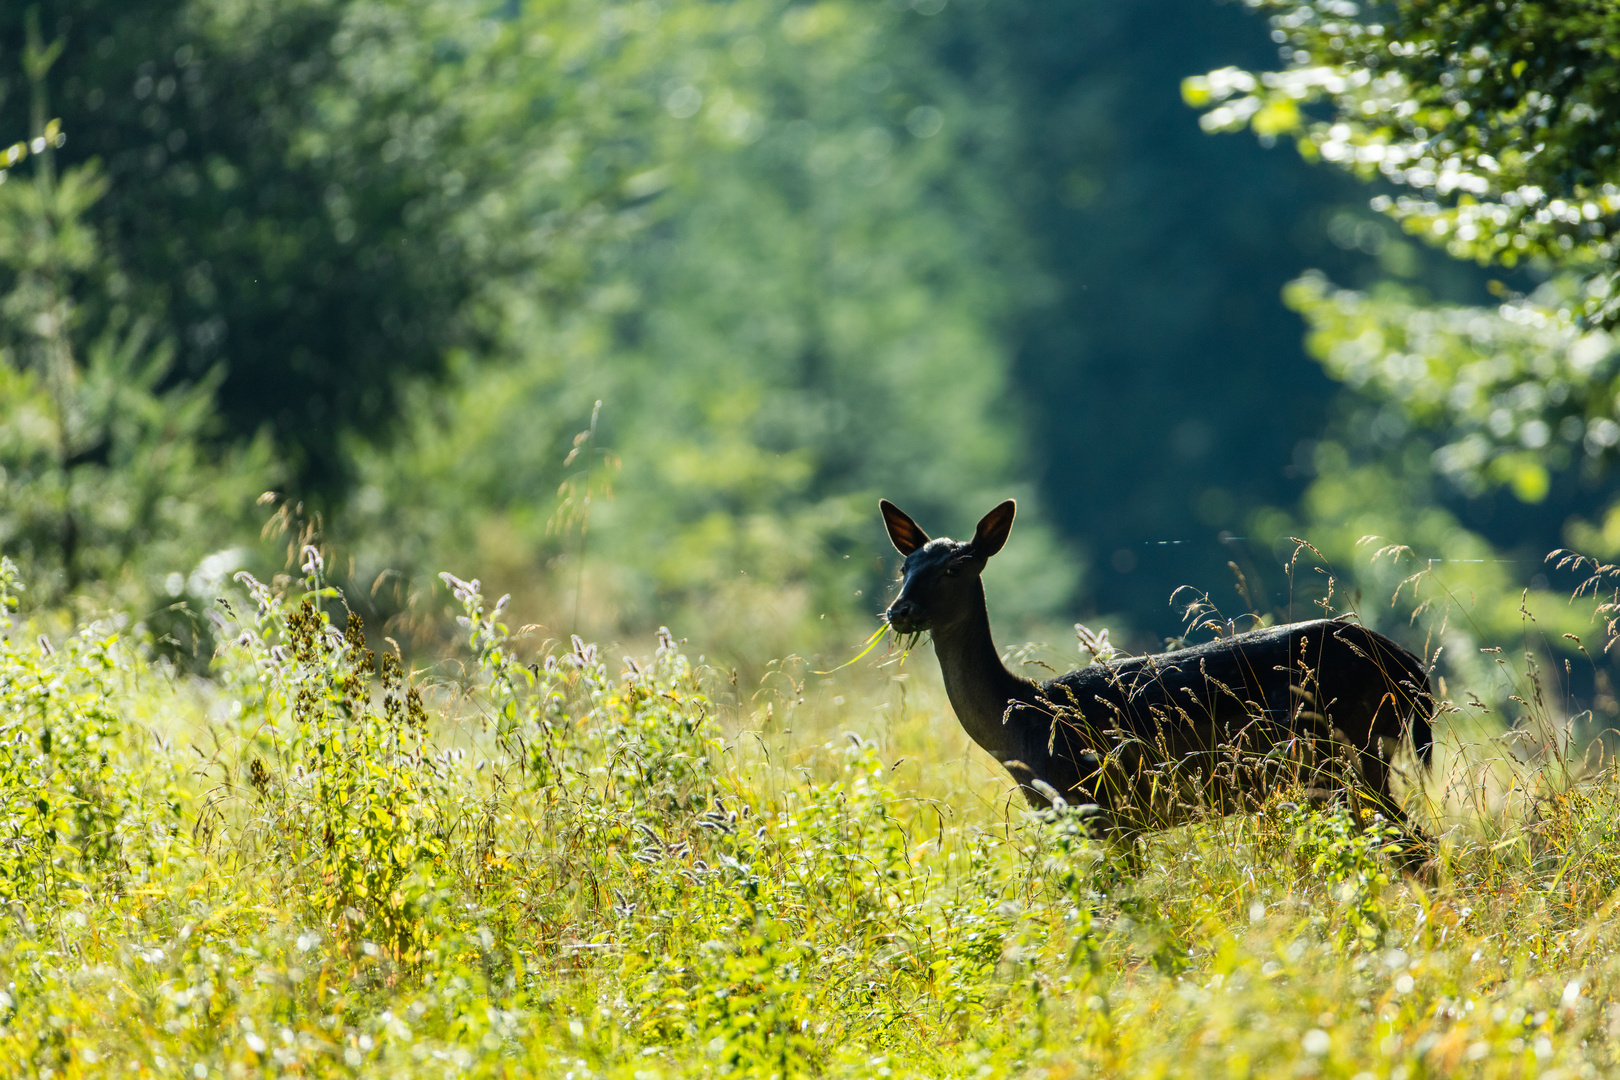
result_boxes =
[7,553,1620,1077]
[9,0,1620,1074]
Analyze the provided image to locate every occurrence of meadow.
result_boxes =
[6,1,1620,1076]
[5,546,1620,1080]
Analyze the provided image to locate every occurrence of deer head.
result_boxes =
[880,499,1015,634]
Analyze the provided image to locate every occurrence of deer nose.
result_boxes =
[886,599,918,628]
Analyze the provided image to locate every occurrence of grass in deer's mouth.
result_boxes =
[875,621,926,669]
[887,626,925,661]
[817,621,924,673]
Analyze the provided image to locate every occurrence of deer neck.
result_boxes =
[929,581,1037,761]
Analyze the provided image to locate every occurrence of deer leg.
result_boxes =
[1355,749,1399,822]
[1098,814,1146,876]
[1056,798,1145,876]
[1355,746,1436,876]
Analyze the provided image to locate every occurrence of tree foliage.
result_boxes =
[1,0,643,492]
[15,0,1616,667]
[0,33,267,630]
[1188,0,1620,297]
[337,0,1077,660]
[1188,0,1620,509]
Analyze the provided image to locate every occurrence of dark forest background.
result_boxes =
[3,0,1615,704]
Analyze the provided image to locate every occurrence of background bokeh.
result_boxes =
[3,0,1617,707]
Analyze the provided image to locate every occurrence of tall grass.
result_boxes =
[5,552,1620,1078]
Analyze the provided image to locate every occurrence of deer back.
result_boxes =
[1005,619,1431,816]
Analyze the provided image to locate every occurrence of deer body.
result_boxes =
[880,500,1433,838]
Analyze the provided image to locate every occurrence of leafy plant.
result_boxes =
[1285,802,1398,948]
[0,556,177,911]
[215,561,454,964]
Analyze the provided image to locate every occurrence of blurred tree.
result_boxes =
[338,0,1079,663]
[0,26,269,641]
[913,0,1488,640]
[0,0,635,493]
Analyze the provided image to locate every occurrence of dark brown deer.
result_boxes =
[880,498,1433,846]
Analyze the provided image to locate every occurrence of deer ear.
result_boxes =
[880,500,930,556]
[970,500,1016,558]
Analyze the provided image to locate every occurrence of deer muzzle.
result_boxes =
[884,598,925,634]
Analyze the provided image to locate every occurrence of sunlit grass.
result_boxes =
[6,556,1620,1079]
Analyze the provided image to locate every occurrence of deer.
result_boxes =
[880,498,1434,854]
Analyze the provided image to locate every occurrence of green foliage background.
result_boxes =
[4,0,1620,684]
